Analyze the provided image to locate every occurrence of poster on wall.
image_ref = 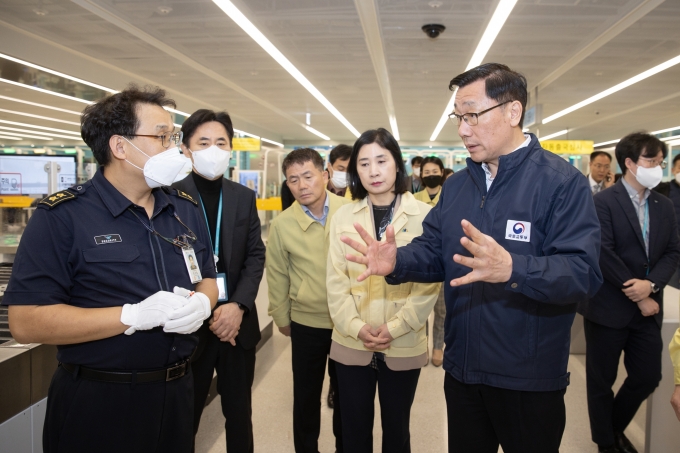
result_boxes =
[238,170,261,197]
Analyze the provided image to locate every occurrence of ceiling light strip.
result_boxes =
[0,108,80,125]
[594,139,620,148]
[651,125,680,135]
[0,126,82,140]
[2,133,52,141]
[543,54,680,124]
[429,0,518,141]
[0,119,81,136]
[0,52,117,93]
[539,129,569,141]
[0,95,82,115]
[0,78,94,105]
[304,126,331,141]
[212,0,359,138]
[0,135,22,141]
[261,137,284,147]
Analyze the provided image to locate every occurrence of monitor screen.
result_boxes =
[0,155,77,195]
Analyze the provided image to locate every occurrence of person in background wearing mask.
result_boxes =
[413,156,447,366]
[267,148,350,453]
[588,151,615,195]
[4,86,218,452]
[173,109,265,453]
[578,133,680,453]
[408,155,423,193]
[326,144,352,197]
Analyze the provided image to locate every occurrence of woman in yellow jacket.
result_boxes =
[413,156,447,366]
[327,128,440,453]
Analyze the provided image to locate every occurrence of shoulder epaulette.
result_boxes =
[39,190,76,208]
[175,189,198,205]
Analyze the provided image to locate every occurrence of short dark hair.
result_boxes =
[421,156,444,173]
[282,148,325,177]
[181,109,234,147]
[348,128,408,200]
[673,153,680,167]
[615,132,668,175]
[443,168,454,179]
[329,144,352,165]
[411,156,423,166]
[449,63,528,127]
[589,151,612,162]
[81,84,176,166]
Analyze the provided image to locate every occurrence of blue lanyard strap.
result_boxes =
[198,192,222,257]
[642,200,649,274]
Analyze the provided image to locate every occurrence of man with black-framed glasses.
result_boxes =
[579,133,680,453]
[3,85,218,452]
[340,63,602,453]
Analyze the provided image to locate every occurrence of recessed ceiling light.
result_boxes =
[33,7,48,16]
[157,5,173,15]
[428,1,443,8]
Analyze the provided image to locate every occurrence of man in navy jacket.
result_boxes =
[340,63,602,453]
[578,133,680,453]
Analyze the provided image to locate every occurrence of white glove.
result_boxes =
[120,291,190,335]
[163,286,212,334]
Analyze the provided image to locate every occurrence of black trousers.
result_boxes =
[192,323,256,453]
[335,359,420,453]
[584,314,662,446]
[43,364,194,453]
[444,373,566,453]
[290,321,342,453]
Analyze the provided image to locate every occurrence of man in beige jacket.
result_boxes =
[267,148,350,453]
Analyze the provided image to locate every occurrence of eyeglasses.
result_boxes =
[637,156,667,169]
[128,131,183,149]
[448,101,512,126]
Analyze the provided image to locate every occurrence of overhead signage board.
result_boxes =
[541,140,594,155]
[232,137,261,151]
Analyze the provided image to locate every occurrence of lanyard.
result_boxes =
[127,207,197,249]
[198,192,222,258]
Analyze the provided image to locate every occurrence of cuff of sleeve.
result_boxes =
[674,366,680,385]
[271,312,291,328]
[387,319,409,339]
[348,318,367,340]
[385,255,404,286]
[505,253,527,293]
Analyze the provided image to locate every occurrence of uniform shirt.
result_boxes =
[3,169,215,370]
[589,174,604,195]
[301,192,330,226]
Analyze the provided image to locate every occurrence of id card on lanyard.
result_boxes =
[199,192,229,302]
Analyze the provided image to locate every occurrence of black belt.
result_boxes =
[60,360,190,384]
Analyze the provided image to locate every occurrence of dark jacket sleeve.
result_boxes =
[595,191,636,288]
[648,196,680,289]
[387,189,446,284]
[229,189,265,311]
[506,172,603,304]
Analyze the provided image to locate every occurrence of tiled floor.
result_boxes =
[196,324,646,453]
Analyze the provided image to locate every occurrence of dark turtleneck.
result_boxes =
[191,171,226,274]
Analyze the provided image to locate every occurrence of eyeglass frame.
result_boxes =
[448,100,512,126]
[128,130,183,149]
[637,156,667,169]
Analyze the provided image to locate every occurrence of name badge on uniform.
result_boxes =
[505,220,531,242]
[182,247,203,283]
[216,272,228,302]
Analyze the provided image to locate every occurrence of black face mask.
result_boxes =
[422,175,442,189]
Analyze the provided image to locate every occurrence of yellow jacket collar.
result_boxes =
[293,191,339,232]
[351,191,420,217]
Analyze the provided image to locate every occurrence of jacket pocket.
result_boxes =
[386,291,408,321]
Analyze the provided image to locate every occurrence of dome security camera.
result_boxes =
[422,24,446,39]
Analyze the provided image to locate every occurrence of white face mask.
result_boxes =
[189,145,231,180]
[123,139,187,189]
[330,170,348,189]
[634,164,663,189]
[413,167,421,178]
[675,173,680,185]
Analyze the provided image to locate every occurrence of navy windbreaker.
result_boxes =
[387,134,602,391]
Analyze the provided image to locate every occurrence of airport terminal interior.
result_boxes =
[0,0,680,452]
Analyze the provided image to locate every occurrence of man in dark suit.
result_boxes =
[173,109,265,453]
[579,132,680,453]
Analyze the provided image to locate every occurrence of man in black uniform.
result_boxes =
[4,86,218,453]
[173,109,265,453]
